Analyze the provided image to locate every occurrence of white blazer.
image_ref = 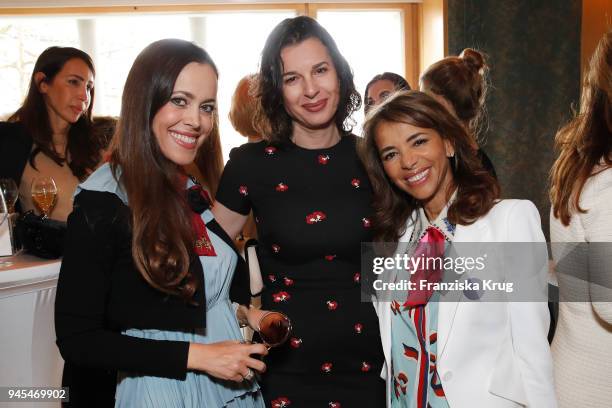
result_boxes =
[373,199,557,408]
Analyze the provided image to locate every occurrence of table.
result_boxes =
[0,253,63,408]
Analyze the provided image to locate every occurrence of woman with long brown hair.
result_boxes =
[549,30,612,408]
[359,91,555,407]
[55,39,269,407]
[0,46,101,221]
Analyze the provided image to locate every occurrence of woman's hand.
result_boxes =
[187,340,268,382]
[236,304,271,331]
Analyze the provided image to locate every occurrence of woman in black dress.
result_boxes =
[213,16,385,407]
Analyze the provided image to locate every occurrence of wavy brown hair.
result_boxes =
[193,112,223,197]
[255,16,361,144]
[550,30,612,226]
[8,46,99,180]
[110,39,218,303]
[229,74,265,141]
[358,91,500,242]
[419,48,489,141]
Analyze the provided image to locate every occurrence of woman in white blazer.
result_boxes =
[358,91,556,408]
[549,31,612,408]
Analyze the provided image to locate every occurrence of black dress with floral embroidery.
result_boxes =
[216,135,385,408]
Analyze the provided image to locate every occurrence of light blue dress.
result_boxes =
[79,164,264,408]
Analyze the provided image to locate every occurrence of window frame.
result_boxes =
[0,2,421,87]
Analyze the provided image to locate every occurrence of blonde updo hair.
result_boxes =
[229,74,265,141]
[419,48,489,138]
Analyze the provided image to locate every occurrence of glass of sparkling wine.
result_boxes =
[0,179,18,213]
[0,188,14,267]
[31,177,57,219]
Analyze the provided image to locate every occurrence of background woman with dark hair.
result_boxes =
[549,30,612,408]
[55,39,268,407]
[364,72,411,114]
[0,46,101,221]
[419,48,497,178]
[214,16,385,407]
[359,91,555,407]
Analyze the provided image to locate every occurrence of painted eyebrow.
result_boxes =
[378,132,427,155]
[68,74,91,83]
[172,91,216,104]
[282,61,329,77]
[68,74,94,86]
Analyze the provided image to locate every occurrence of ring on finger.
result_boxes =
[243,368,255,381]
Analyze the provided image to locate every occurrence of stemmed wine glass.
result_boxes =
[256,311,292,349]
[0,178,18,213]
[0,187,14,267]
[31,177,57,219]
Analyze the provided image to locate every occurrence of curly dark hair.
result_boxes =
[358,91,500,242]
[256,16,361,144]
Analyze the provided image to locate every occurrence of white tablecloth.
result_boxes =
[0,253,63,408]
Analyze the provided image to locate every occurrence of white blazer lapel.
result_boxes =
[437,218,489,358]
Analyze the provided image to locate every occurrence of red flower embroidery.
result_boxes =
[354,323,363,334]
[353,272,361,283]
[327,300,338,311]
[324,255,336,261]
[362,217,371,228]
[283,277,294,286]
[238,185,248,196]
[351,178,361,188]
[361,361,372,372]
[275,182,289,192]
[265,146,277,155]
[268,274,277,283]
[321,362,333,373]
[290,337,302,349]
[329,403,341,408]
[306,211,327,224]
[271,397,291,408]
[272,291,291,303]
[272,244,281,253]
[318,154,330,164]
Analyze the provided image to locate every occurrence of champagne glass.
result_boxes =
[31,177,57,219]
[256,311,292,348]
[0,179,18,213]
[0,188,13,267]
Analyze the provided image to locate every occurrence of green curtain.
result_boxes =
[447,0,582,238]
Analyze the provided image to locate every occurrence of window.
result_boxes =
[0,4,416,160]
[315,9,405,132]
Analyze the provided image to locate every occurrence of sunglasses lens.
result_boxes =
[259,312,291,347]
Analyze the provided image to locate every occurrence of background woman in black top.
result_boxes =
[0,46,102,221]
[214,16,385,407]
